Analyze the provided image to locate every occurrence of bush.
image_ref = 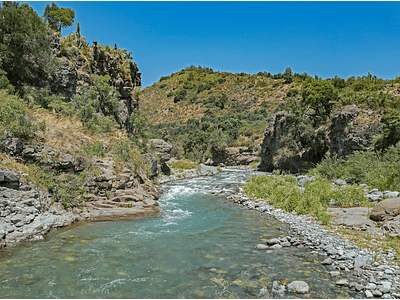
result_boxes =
[168,159,198,169]
[0,90,36,140]
[310,143,400,192]
[243,175,368,224]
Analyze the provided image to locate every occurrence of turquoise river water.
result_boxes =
[0,169,351,298]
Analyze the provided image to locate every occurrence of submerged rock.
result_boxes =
[287,281,310,294]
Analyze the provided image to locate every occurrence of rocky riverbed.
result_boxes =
[225,183,400,299]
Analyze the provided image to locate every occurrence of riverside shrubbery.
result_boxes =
[243,175,367,224]
[310,142,400,192]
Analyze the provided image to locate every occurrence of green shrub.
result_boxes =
[81,141,104,157]
[243,175,368,224]
[0,90,36,140]
[168,159,198,169]
[310,143,400,192]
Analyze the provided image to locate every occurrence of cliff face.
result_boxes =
[50,35,141,131]
[0,136,160,248]
[258,105,383,173]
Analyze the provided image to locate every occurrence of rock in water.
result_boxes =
[256,244,269,250]
[287,281,310,294]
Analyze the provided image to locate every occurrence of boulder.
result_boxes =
[287,281,310,294]
[0,169,20,190]
[370,198,400,221]
[382,215,400,237]
[196,164,218,176]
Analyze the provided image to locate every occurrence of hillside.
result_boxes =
[139,66,400,166]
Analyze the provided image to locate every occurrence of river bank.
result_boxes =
[225,183,400,299]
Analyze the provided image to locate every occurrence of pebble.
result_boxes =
[287,281,310,294]
[365,290,374,298]
[336,279,349,286]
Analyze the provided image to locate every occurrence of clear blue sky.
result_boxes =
[26,1,400,87]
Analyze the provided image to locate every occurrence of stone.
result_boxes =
[336,279,349,286]
[379,281,392,294]
[287,281,310,294]
[367,190,384,202]
[271,281,286,296]
[196,164,218,176]
[271,244,282,250]
[383,217,400,237]
[266,238,280,245]
[0,169,20,190]
[330,271,340,277]
[365,290,374,298]
[373,290,383,297]
[366,283,377,290]
[281,241,291,247]
[370,198,400,221]
[334,179,347,186]
[322,257,333,265]
[384,191,400,199]
[150,139,173,162]
[354,255,372,268]
[256,244,269,250]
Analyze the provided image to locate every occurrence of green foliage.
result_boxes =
[243,175,367,224]
[168,159,198,170]
[0,90,37,140]
[73,75,120,132]
[130,109,148,138]
[109,137,143,172]
[375,108,400,150]
[301,79,339,122]
[81,141,104,158]
[310,142,400,191]
[22,86,60,109]
[0,2,55,89]
[43,2,75,32]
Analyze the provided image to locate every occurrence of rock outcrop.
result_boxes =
[0,143,161,248]
[257,111,326,172]
[258,106,383,173]
[205,146,260,167]
[327,105,383,157]
[50,37,141,132]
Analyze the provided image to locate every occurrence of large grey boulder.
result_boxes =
[370,197,400,221]
[196,164,218,176]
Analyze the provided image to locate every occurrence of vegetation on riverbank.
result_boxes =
[243,174,369,224]
[309,142,400,192]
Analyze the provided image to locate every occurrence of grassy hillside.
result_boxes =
[139,66,400,162]
[139,66,306,160]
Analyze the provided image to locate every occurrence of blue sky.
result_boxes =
[26,1,400,87]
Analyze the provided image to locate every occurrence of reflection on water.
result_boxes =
[0,170,350,298]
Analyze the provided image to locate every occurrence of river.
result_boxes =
[0,169,350,298]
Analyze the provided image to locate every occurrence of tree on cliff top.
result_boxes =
[43,2,75,33]
[301,79,339,123]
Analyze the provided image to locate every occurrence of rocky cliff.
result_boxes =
[50,33,141,131]
[0,137,160,248]
[258,105,383,173]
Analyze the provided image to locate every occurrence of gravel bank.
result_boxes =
[226,187,400,299]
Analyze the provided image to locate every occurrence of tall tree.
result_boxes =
[0,1,54,89]
[43,2,75,33]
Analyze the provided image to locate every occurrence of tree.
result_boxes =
[43,2,75,33]
[301,79,339,122]
[0,2,55,89]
